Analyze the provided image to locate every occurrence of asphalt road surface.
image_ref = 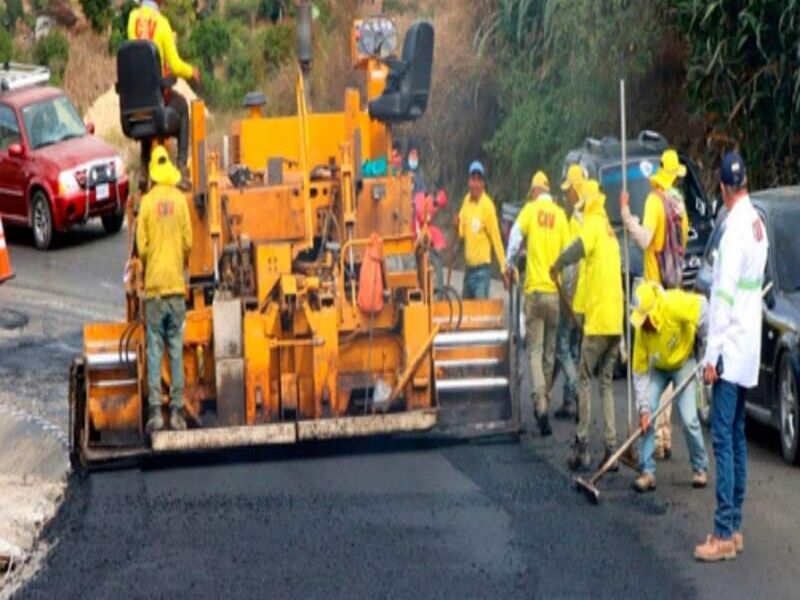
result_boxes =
[2,222,800,600]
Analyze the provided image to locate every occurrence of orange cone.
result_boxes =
[0,218,14,284]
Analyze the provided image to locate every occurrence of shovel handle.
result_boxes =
[588,361,704,485]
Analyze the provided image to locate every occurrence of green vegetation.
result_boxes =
[0,27,12,63]
[80,0,113,33]
[258,22,294,72]
[1,0,23,31]
[188,16,231,72]
[34,31,69,85]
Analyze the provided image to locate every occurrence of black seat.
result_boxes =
[368,21,434,125]
[116,40,180,141]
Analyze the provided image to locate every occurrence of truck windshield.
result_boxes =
[600,158,707,226]
[22,95,86,150]
[773,205,800,292]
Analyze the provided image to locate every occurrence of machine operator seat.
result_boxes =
[115,40,180,141]
[368,21,434,125]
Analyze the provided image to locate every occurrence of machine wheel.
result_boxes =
[779,354,800,465]
[102,212,125,234]
[68,357,89,474]
[31,190,54,250]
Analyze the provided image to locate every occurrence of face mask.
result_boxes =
[408,159,419,171]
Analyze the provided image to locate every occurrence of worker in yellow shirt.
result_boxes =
[551,179,623,471]
[553,164,586,420]
[136,146,193,434]
[456,161,506,299]
[505,171,570,435]
[621,148,690,460]
[128,0,201,189]
[629,281,709,493]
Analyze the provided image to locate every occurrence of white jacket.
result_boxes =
[704,194,768,388]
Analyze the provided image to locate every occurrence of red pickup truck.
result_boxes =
[0,64,128,249]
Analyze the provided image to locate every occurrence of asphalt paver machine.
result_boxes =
[69,6,521,468]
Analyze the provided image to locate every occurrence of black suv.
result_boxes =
[502,130,715,288]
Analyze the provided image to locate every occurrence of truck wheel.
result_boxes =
[779,354,800,465]
[31,190,54,250]
[102,212,125,234]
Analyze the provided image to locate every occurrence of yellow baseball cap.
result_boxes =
[630,281,662,329]
[149,145,181,186]
[651,149,687,190]
[530,170,550,192]
[561,163,586,192]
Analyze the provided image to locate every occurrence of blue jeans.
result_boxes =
[712,379,747,539]
[463,265,491,300]
[145,296,186,411]
[639,359,708,475]
[555,312,581,407]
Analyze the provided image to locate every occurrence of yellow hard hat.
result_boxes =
[149,145,181,186]
[561,163,586,192]
[579,179,605,212]
[650,149,687,190]
[530,170,550,192]
[630,281,663,329]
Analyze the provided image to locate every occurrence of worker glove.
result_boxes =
[639,411,651,435]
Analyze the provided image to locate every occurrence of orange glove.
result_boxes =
[639,412,650,434]
[620,190,630,210]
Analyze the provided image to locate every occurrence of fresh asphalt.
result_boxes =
[2,223,799,600]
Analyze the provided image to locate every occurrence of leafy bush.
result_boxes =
[258,22,294,71]
[226,0,259,28]
[2,0,24,31]
[674,0,800,188]
[79,0,112,33]
[108,0,137,55]
[34,30,69,85]
[161,0,197,39]
[188,16,231,71]
[0,27,12,63]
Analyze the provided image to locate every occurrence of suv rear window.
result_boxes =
[21,95,85,150]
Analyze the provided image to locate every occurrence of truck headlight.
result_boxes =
[58,170,80,196]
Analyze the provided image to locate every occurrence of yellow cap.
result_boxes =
[630,281,662,329]
[530,170,550,192]
[579,179,605,212]
[149,145,181,187]
[650,149,687,190]
[561,163,586,192]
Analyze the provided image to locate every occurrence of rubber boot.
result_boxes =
[554,404,576,421]
[567,438,591,472]
[145,408,164,435]
[537,414,552,437]
[171,407,187,431]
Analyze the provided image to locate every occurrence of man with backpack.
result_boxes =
[621,149,690,460]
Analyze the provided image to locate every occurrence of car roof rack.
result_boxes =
[0,62,51,93]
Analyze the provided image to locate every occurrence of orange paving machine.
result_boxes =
[69,8,521,468]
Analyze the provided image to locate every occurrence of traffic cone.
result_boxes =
[0,218,14,284]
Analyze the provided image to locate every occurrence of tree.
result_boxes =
[0,27,12,63]
[34,31,69,85]
[189,16,231,72]
[79,0,112,33]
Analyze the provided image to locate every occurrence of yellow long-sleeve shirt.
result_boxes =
[458,192,506,272]
[513,196,570,294]
[128,4,194,80]
[137,184,193,299]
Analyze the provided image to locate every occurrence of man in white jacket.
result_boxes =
[695,152,768,562]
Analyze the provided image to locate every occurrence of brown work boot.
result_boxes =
[145,409,164,435]
[633,472,656,494]
[692,470,708,489]
[733,532,744,553]
[170,407,187,431]
[567,439,591,472]
[694,535,737,562]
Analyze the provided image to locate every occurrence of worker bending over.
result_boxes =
[629,281,709,493]
[128,0,201,189]
[137,146,193,434]
[551,180,623,471]
[505,171,569,436]
[553,164,587,420]
[456,161,506,299]
[621,149,690,460]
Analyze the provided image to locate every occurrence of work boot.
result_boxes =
[554,404,576,421]
[692,470,708,489]
[537,414,552,437]
[145,409,164,435]
[178,166,192,192]
[733,532,744,553]
[602,446,619,472]
[655,446,672,461]
[567,439,591,472]
[633,472,657,494]
[694,535,737,562]
[170,407,187,431]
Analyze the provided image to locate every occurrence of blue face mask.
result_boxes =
[408,158,419,171]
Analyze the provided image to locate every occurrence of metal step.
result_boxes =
[434,329,508,348]
[436,376,509,393]
[435,357,502,370]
